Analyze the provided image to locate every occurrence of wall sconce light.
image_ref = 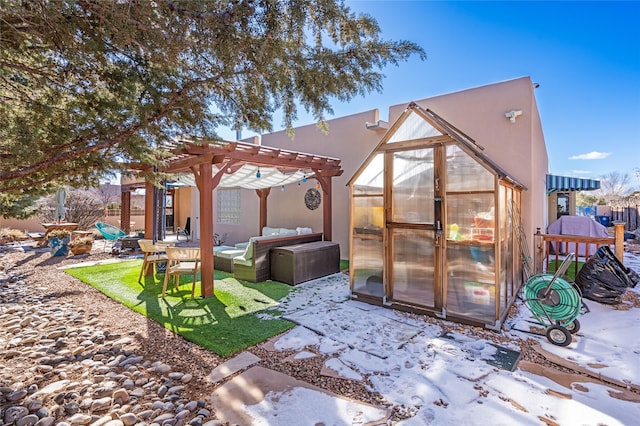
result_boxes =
[504,109,523,123]
[256,168,261,178]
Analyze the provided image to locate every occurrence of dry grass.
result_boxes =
[0,228,28,243]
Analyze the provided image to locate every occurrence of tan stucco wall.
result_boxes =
[0,215,144,235]
[0,216,44,233]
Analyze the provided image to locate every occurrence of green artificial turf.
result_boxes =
[65,260,295,357]
[339,258,349,272]
[545,259,585,282]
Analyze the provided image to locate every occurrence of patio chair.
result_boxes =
[176,217,191,241]
[162,247,201,298]
[95,222,127,252]
[137,239,176,284]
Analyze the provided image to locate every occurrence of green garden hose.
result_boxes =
[523,274,581,327]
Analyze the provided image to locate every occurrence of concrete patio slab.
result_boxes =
[284,301,422,359]
[209,365,390,425]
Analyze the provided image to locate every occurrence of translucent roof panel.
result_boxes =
[354,153,384,194]
[446,145,494,192]
[393,148,434,187]
[387,110,443,143]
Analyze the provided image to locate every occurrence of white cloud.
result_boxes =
[570,170,593,175]
[569,151,611,160]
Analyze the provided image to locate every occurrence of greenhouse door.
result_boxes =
[388,147,442,311]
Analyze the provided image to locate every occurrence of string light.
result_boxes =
[256,168,261,178]
[281,185,285,192]
[302,175,307,183]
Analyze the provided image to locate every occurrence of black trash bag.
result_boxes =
[575,246,637,305]
[594,246,639,288]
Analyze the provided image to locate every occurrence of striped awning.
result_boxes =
[546,174,600,193]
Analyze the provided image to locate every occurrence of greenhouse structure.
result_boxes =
[348,102,526,329]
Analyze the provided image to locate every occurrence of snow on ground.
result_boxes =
[247,250,640,425]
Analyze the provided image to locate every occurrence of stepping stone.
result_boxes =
[209,351,260,383]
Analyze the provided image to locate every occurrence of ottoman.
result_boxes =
[270,241,340,285]
[214,246,245,273]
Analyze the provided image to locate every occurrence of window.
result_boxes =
[217,189,241,224]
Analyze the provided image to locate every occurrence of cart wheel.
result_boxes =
[546,325,572,347]
[564,319,581,334]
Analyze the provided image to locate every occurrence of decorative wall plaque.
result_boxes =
[304,188,321,210]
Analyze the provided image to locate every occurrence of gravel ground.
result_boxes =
[0,245,394,422]
[1,241,639,424]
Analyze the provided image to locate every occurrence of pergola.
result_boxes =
[121,139,343,297]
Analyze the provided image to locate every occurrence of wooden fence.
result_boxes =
[106,208,145,217]
[533,222,626,279]
[611,206,639,231]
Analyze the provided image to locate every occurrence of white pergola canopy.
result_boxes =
[173,164,309,189]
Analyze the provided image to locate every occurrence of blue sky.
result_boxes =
[220,1,639,186]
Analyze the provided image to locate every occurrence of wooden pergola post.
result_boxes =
[141,180,157,277]
[315,175,333,241]
[144,180,155,239]
[197,162,215,297]
[120,190,131,235]
[256,188,271,235]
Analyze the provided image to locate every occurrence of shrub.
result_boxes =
[69,236,94,247]
[39,189,105,229]
[0,228,28,243]
[47,229,71,240]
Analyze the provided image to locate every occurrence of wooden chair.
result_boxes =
[162,247,201,298]
[137,239,175,284]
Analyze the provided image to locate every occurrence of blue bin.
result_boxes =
[595,215,611,227]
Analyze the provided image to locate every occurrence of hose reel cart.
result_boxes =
[521,253,584,346]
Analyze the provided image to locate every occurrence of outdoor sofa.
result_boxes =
[232,227,323,282]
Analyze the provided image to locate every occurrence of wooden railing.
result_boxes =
[533,222,626,278]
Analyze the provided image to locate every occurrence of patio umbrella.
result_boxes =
[53,188,68,222]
